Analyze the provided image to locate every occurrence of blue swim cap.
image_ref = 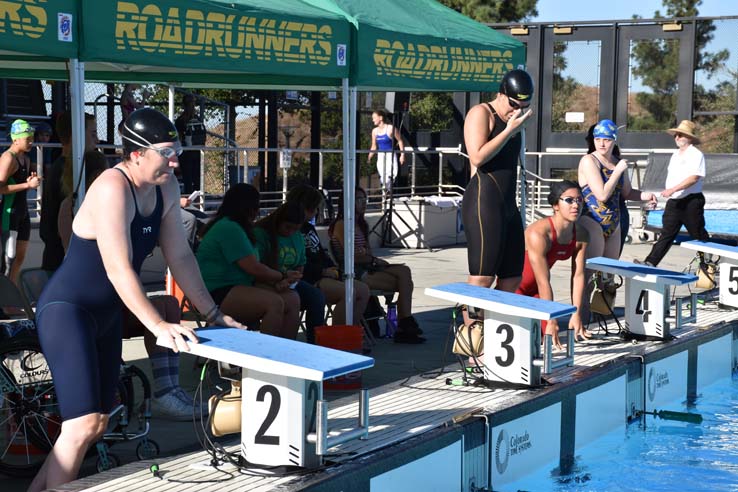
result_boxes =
[593,119,617,140]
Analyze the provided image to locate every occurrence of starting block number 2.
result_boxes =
[243,371,321,467]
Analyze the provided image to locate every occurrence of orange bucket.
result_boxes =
[166,270,190,313]
[315,325,363,391]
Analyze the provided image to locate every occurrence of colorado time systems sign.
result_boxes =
[491,404,561,487]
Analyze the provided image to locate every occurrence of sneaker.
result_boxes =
[393,330,426,344]
[633,259,654,267]
[152,389,196,421]
[398,316,424,335]
[174,387,208,417]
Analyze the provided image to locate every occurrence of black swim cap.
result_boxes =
[499,69,534,102]
[122,108,180,157]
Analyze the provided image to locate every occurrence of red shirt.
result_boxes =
[516,217,577,297]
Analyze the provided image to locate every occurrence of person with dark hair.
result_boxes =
[585,123,629,256]
[31,108,244,491]
[39,111,99,272]
[329,187,425,343]
[637,120,709,266]
[462,68,534,300]
[515,180,590,347]
[254,201,324,342]
[1,119,40,282]
[196,183,301,339]
[287,184,371,333]
[368,109,406,190]
[174,93,206,194]
[32,121,54,170]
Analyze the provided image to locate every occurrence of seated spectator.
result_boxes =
[515,180,590,348]
[329,187,425,344]
[56,150,199,420]
[196,183,300,339]
[286,184,371,334]
[254,201,325,343]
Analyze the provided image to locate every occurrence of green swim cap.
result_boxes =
[10,119,34,141]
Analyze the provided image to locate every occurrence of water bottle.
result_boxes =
[385,304,398,338]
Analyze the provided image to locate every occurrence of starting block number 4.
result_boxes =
[626,280,668,338]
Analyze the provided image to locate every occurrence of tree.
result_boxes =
[629,0,729,133]
[438,0,537,23]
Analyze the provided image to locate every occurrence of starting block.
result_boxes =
[425,283,576,387]
[158,327,373,468]
[586,257,698,339]
[680,240,738,309]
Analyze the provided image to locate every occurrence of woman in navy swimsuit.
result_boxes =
[30,108,243,491]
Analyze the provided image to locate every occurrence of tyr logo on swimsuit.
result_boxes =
[142,226,152,234]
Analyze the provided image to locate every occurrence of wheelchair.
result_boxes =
[0,326,160,478]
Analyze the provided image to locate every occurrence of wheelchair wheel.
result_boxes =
[0,335,61,477]
[136,439,160,460]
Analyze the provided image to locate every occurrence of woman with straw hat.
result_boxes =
[637,120,709,266]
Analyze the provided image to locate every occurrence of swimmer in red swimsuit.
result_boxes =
[516,180,590,349]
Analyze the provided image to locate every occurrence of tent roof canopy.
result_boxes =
[309,0,525,92]
[0,0,524,93]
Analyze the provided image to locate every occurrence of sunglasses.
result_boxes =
[559,196,583,205]
[144,145,182,160]
[508,97,530,110]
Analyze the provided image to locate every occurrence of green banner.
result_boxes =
[324,0,525,91]
[80,0,351,79]
[0,0,78,58]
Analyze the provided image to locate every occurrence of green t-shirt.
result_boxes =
[253,226,306,272]
[196,218,258,291]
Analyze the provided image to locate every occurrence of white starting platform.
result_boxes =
[158,327,374,468]
[586,256,698,339]
[424,282,576,387]
[680,240,738,309]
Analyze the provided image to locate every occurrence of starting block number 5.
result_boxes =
[722,265,738,307]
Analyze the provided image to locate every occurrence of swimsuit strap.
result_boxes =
[114,167,140,213]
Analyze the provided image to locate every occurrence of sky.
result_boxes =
[531,0,737,23]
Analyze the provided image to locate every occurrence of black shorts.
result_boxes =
[461,172,524,278]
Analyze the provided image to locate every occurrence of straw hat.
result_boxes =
[666,120,701,144]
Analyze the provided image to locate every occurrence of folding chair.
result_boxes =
[19,268,51,310]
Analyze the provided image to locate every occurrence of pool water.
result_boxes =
[508,374,738,492]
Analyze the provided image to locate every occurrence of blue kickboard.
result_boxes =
[586,257,697,284]
[681,240,738,259]
[426,282,576,319]
[185,327,374,381]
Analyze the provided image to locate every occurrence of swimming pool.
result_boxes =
[506,374,738,491]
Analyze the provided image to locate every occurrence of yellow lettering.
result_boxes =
[184,9,204,54]
[23,4,47,38]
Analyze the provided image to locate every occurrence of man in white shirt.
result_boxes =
[640,120,709,266]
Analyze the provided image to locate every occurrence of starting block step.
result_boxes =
[425,283,576,387]
[680,240,738,308]
[586,257,697,339]
[425,282,576,320]
[160,326,374,381]
[158,327,374,468]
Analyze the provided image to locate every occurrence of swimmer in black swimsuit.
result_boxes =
[0,119,41,282]
[30,109,244,492]
[462,69,534,295]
